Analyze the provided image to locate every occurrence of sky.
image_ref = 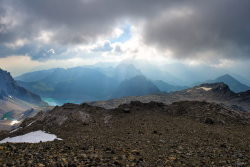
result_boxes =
[0,0,250,77]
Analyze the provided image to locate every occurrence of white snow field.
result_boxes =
[0,130,62,143]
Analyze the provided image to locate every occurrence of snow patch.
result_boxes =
[10,119,20,125]
[1,130,62,143]
[27,121,36,127]
[197,87,212,91]
[104,114,112,123]
[10,127,22,133]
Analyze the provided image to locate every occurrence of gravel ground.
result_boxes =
[0,101,250,166]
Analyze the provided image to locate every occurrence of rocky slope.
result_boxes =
[190,74,250,93]
[0,68,49,131]
[89,82,250,112]
[0,101,249,166]
[0,68,46,106]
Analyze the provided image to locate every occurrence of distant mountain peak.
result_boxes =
[213,75,250,93]
[216,74,235,80]
[0,68,45,106]
[109,75,160,99]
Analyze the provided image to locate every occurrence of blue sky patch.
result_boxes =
[110,24,131,44]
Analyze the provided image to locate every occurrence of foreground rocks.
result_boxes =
[0,101,250,166]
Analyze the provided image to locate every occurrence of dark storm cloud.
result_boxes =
[142,1,250,61]
[0,0,250,61]
[3,0,168,46]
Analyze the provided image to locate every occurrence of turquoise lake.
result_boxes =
[41,98,83,106]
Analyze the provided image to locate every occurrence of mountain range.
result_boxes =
[160,62,250,87]
[14,60,250,105]
[1,61,250,166]
[17,67,119,102]
[16,65,161,103]
[190,74,250,93]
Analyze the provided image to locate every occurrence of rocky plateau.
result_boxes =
[0,99,250,166]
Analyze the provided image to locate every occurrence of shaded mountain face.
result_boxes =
[53,69,119,100]
[0,68,45,106]
[120,59,182,85]
[190,74,250,93]
[109,75,160,99]
[153,80,189,93]
[17,67,119,102]
[98,63,143,82]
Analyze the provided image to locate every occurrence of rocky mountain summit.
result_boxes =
[190,74,250,93]
[170,82,250,111]
[89,82,250,112]
[0,100,250,166]
[0,68,45,106]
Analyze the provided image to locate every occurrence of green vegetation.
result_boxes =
[1,112,12,120]
[32,81,54,92]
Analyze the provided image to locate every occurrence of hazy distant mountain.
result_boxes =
[161,63,228,85]
[53,68,119,100]
[14,69,55,82]
[229,73,250,87]
[109,75,160,99]
[120,59,182,85]
[92,61,119,68]
[17,67,119,102]
[190,74,250,93]
[153,80,189,93]
[98,63,143,82]
[161,62,250,87]
[212,74,250,93]
[0,68,46,106]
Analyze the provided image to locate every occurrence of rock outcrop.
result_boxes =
[89,82,250,112]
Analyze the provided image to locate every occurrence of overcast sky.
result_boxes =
[0,0,250,77]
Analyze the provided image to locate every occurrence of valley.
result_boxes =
[1,59,250,166]
[14,60,250,106]
[1,59,249,133]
